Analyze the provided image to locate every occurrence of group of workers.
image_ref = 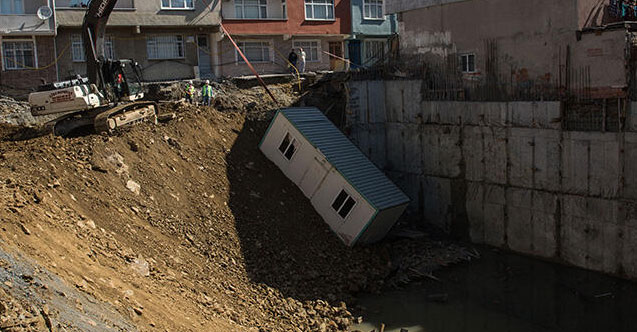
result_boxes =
[287,47,307,75]
[184,47,308,105]
[184,80,214,106]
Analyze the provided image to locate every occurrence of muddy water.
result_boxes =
[354,247,637,332]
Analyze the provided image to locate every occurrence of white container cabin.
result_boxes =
[259,107,409,246]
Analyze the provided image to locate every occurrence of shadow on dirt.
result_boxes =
[226,118,389,304]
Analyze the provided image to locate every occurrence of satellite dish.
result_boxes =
[37,6,53,20]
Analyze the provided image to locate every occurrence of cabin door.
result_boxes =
[299,157,329,198]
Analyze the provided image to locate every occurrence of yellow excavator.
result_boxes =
[28,0,157,136]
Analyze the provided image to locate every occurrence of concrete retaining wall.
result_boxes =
[347,79,637,279]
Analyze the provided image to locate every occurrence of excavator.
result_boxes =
[28,0,158,136]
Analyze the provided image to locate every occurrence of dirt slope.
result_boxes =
[0,82,471,331]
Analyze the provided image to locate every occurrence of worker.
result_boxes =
[185,80,195,104]
[202,80,214,106]
[287,49,298,75]
[298,47,306,74]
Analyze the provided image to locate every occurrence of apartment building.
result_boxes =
[0,0,57,89]
[346,0,397,68]
[54,0,221,82]
[219,0,351,77]
[384,0,635,99]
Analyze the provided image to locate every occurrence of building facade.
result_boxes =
[384,0,635,99]
[54,0,221,82]
[219,0,351,77]
[0,0,57,89]
[347,0,397,69]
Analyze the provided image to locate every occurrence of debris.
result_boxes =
[126,180,141,195]
[19,223,31,235]
[130,256,150,277]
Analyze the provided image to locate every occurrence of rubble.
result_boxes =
[0,81,473,331]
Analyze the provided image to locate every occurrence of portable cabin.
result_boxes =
[259,107,410,246]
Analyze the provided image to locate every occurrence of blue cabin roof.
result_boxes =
[278,107,409,211]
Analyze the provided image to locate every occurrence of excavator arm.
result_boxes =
[82,0,119,93]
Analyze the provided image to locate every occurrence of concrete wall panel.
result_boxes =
[588,133,620,198]
[385,82,405,123]
[508,128,535,188]
[562,132,589,195]
[483,127,508,184]
[462,126,484,182]
[623,133,637,199]
[422,126,439,175]
[404,124,423,174]
[466,182,485,243]
[422,176,453,230]
[533,130,561,191]
[385,123,404,172]
[368,81,387,124]
[438,126,462,178]
[483,184,506,247]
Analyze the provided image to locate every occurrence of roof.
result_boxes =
[279,107,410,210]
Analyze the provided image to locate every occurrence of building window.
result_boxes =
[363,0,383,19]
[0,0,24,14]
[235,0,267,19]
[331,189,357,219]
[71,34,85,62]
[304,0,334,20]
[147,35,185,60]
[104,35,116,60]
[460,53,475,73]
[161,0,194,9]
[2,39,35,70]
[364,40,385,65]
[293,40,320,62]
[278,132,298,160]
[71,34,115,62]
[236,41,271,63]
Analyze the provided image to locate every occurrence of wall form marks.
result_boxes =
[347,79,637,279]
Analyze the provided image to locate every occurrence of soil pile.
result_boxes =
[0,81,471,331]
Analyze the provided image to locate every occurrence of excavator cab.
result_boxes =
[102,59,144,102]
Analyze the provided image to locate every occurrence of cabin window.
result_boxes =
[331,189,356,219]
[278,132,298,160]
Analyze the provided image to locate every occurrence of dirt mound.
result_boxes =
[0,82,471,331]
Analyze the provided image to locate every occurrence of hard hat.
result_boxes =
[189,80,193,84]
[205,80,210,84]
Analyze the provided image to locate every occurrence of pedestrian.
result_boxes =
[202,80,214,106]
[287,49,298,74]
[185,80,195,104]
[298,47,306,73]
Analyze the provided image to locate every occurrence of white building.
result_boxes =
[259,107,409,246]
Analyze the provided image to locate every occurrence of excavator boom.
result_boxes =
[83,0,119,92]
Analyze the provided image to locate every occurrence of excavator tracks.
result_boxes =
[94,101,158,134]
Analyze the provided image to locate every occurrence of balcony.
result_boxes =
[222,0,287,21]
[0,0,55,35]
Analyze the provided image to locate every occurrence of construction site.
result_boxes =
[4,0,637,331]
